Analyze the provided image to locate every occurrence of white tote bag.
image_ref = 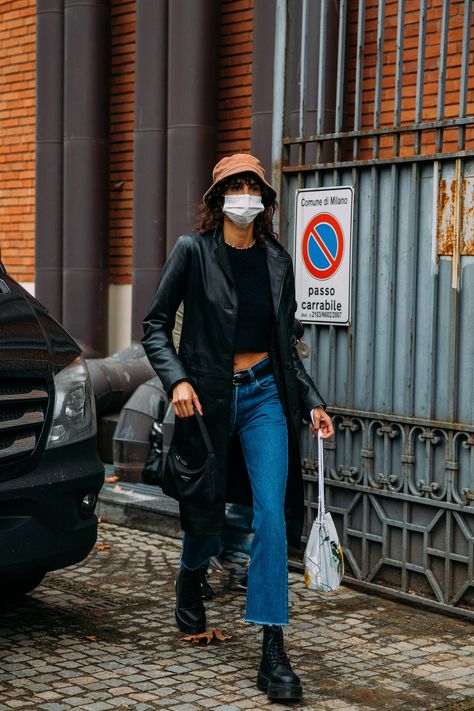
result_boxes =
[303,430,344,592]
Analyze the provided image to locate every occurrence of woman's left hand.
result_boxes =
[310,407,334,439]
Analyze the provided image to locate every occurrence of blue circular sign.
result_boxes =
[302,213,344,280]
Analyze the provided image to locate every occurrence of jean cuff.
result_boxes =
[180,557,210,572]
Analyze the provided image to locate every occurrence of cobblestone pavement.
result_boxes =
[0,523,473,711]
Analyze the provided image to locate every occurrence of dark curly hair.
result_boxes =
[194,172,278,246]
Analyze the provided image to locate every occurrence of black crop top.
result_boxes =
[225,242,274,353]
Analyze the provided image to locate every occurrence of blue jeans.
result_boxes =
[181,357,289,625]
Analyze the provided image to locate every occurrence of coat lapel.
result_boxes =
[212,229,234,284]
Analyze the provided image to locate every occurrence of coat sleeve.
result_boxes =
[142,235,191,396]
[285,258,327,415]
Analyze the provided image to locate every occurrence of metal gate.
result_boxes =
[274,0,474,618]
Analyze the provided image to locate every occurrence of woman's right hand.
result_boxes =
[171,381,203,418]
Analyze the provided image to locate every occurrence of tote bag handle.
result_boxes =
[317,430,325,522]
[311,411,326,523]
[194,410,214,455]
[311,411,326,521]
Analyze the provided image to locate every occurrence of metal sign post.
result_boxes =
[294,186,353,325]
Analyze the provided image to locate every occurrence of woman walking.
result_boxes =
[142,153,333,701]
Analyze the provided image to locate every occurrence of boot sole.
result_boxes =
[175,610,206,635]
[257,671,303,701]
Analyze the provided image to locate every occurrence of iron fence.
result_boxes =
[276,0,474,618]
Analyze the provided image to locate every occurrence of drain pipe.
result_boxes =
[131,0,168,342]
[166,0,219,253]
[62,0,110,354]
[35,0,64,319]
[86,344,157,415]
[251,0,276,178]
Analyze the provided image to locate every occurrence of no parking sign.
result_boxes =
[294,186,353,325]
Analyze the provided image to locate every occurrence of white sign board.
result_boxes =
[294,186,353,326]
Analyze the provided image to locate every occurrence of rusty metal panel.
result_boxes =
[437,178,457,256]
[437,174,474,257]
[276,0,474,619]
[461,176,474,255]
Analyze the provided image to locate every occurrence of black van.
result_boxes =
[0,262,104,598]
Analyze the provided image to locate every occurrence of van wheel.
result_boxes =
[0,571,46,601]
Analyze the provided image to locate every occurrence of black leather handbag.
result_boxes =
[161,412,216,504]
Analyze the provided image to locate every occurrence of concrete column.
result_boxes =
[251,0,276,177]
[63,0,110,353]
[131,0,168,342]
[35,0,64,319]
[166,0,219,253]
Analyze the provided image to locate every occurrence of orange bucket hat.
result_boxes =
[203,153,277,201]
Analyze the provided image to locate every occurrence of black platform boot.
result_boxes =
[175,568,206,634]
[257,625,303,701]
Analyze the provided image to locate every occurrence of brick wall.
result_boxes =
[0,0,36,281]
[109,0,135,285]
[0,0,137,285]
[0,2,255,284]
[218,0,253,157]
[344,0,474,158]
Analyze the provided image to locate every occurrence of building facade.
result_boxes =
[1,0,473,617]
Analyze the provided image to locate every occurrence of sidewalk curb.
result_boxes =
[97,480,183,540]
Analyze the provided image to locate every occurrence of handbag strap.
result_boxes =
[317,430,325,521]
[194,410,214,454]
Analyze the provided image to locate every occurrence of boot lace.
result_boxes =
[267,628,291,666]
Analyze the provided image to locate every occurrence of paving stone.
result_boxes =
[65,700,96,708]
[179,682,199,692]
[0,523,472,711]
[125,694,161,703]
[198,688,222,697]
[151,691,174,702]
[100,698,132,707]
[239,687,263,697]
[34,693,62,702]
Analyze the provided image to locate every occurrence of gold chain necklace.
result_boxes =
[224,239,256,250]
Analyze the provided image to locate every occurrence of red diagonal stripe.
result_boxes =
[311,227,336,267]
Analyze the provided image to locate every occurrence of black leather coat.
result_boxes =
[142,229,326,547]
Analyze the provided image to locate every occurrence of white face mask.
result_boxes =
[223,194,264,228]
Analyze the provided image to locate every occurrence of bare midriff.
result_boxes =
[233,351,269,372]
